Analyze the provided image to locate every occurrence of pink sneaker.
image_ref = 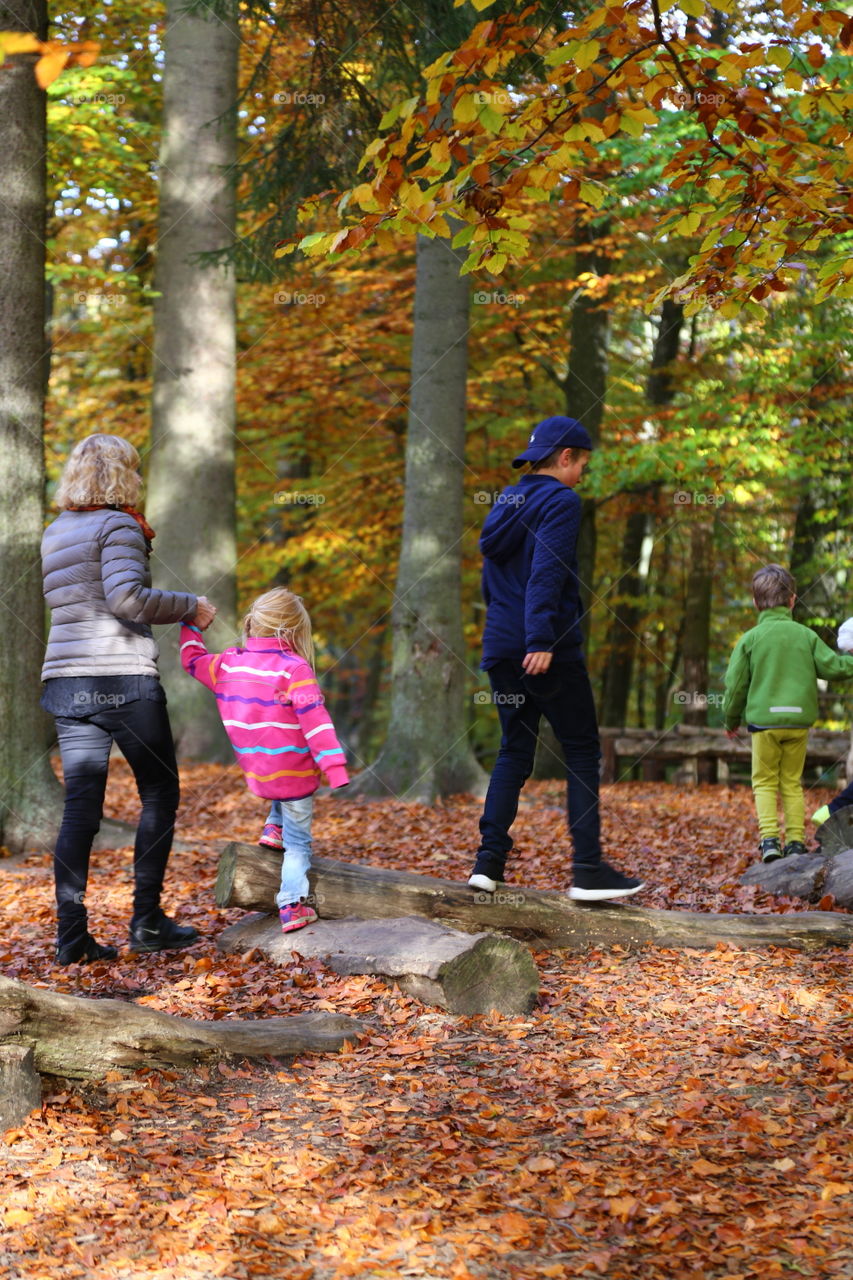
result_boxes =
[258,823,283,850]
[279,902,317,933]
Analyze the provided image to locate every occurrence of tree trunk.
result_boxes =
[216,843,853,952]
[564,225,609,635]
[599,505,650,726]
[0,976,363,1080]
[218,914,540,1016]
[681,516,715,736]
[599,299,685,727]
[352,232,485,802]
[147,0,239,759]
[0,0,66,854]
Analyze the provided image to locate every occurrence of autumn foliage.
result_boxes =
[284,0,853,310]
[3,762,853,1278]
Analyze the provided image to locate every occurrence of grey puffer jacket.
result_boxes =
[41,508,198,679]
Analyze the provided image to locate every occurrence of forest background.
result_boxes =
[4,0,850,800]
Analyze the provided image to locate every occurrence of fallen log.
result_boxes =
[218,914,540,1016]
[741,849,853,909]
[216,843,853,952]
[0,1044,41,1129]
[0,976,364,1080]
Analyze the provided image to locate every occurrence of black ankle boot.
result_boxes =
[129,908,198,953]
[56,932,118,966]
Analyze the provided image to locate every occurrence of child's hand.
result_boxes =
[725,727,741,740]
[522,651,553,675]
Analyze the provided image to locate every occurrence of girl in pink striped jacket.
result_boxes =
[181,588,349,932]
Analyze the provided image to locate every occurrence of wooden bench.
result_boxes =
[600,725,851,785]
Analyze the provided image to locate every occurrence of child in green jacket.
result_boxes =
[723,565,853,863]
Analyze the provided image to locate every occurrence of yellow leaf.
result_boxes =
[4,1209,34,1227]
[0,32,41,59]
[579,180,606,209]
[680,0,704,15]
[620,113,645,138]
[455,93,478,124]
[574,40,600,71]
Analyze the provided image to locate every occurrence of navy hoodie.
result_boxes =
[480,473,584,669]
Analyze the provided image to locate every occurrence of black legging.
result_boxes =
[53,696,180,947]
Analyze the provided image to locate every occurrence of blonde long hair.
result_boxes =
[55,434,142,509]
[242,588,315,666]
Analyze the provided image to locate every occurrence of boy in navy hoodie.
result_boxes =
[467,416,645,901]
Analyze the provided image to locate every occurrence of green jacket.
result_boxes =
[723,606,853,730]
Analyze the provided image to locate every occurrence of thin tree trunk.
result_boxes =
[147,0,239,759]
[0,0,65,853]
[352,232,485,802]
[564,226,609,635]
[682,517,715,744]
[599,298,685,726]
[599,506,649,726]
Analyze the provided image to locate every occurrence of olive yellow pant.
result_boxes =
[751,728,809,842]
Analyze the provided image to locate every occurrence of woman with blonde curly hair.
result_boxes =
[41,434,217,965]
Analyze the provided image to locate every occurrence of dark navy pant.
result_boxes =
[52,696,180,947]
[474,657,602,882]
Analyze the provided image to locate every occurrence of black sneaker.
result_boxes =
[129,909,198,953]
[759,838,783,863]
[783,841,808,858]
[569,860,644,901]
[56,932,118,966]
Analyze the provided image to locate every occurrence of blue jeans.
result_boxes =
[51,692,180,946]
[267,797,314,906]
[474,657,602,881]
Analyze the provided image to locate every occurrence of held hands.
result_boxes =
[193,596,217,630]
[522,651,553,676]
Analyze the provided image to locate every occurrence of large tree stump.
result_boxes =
[0,977,364,1080]
[0,1044,41,1129]
[216,843,853,952]
[218,914,540,1016]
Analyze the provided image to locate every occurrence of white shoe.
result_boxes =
[468,873,498,893]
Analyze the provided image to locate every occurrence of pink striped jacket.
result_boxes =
[180,625,349,800]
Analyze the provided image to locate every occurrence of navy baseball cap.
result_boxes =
[512,415,594,468]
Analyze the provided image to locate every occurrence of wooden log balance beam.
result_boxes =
[0,976,364,1080]
[216,843,853,953]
